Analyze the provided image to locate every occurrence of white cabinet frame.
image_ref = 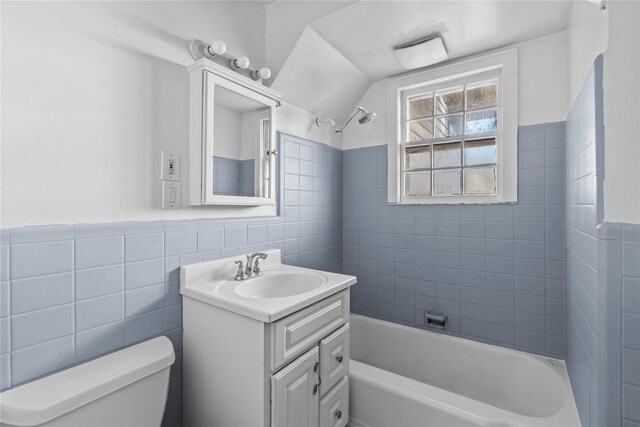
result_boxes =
[187,59,281,206]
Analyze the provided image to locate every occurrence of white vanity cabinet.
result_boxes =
[182,284,352,427]
[271,347,319,427]
[271,322,350,427]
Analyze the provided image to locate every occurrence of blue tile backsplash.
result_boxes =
[344,121,567,358]
[0,133,343,427]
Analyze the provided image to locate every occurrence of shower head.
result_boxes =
[315,105,377,133]
[359,111,377,124]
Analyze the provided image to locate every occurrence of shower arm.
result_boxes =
[316,106,368,133]
[335,106,366,133]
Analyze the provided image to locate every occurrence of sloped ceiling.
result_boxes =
[266,0,572,124]
[265,1,357,79]
[271,26,370,123]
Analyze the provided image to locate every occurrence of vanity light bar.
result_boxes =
[189,39,271,83]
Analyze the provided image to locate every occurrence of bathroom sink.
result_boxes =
[180,249,356,322]
[234,271,326,298]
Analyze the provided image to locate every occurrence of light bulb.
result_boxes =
[205,40,226,57]
[230,56,250,70]
[251,67,272,81]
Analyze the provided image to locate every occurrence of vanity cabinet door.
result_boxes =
[319,323,349,396]
[319,376,349,427]
[271,346,320,427]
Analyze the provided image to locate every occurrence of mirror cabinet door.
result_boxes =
[189,63,280,206]
[211,83,272,199]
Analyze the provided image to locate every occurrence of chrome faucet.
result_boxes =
[234,252,268,280]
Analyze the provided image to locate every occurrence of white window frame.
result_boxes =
[387,49,518,205]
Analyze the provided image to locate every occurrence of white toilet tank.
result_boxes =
[0,336,175,427]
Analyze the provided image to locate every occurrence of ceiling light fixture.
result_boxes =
[251,67,272,82]
[189,40,270,84]
[394,36,448,70]
[204,40,226,58]
[230,56,250,71]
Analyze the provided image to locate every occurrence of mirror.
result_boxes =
[212,85,270,198]
[188,60,280,206]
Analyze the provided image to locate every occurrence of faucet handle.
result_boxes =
[234,260,245,281]
[253,257,264,276]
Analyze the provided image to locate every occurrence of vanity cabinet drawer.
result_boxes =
[319,376,349,427]
[319,323,349,396]
[271,290,349,371]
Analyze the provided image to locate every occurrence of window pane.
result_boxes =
[466,81,497,110]
[466,109,497,134]
[433,169,462,195]
[433,142,461,168]
[405,172,431,196]
[405,145,431,170]
[408,119,434,141]
[435,87,464,115]
[464,167,496,194]
[409,95,433,119]
[435,114,464,138]
[465,138,496,166]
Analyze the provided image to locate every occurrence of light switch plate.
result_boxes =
[161,151,180,181]
[162,181,181,209]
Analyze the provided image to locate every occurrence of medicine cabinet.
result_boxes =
[187,59,281,206]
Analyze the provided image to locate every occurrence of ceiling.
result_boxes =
[309,1,572,81]
[267,0,573,122]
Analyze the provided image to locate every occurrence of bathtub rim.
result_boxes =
[349,314,581,427]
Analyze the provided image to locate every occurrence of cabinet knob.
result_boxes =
[336,354,343,363]
[335,410,342,419]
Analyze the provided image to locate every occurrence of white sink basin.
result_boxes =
[180,249,356,322]
[234,271,327,299]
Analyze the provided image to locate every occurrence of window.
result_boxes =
[387,49,517,204]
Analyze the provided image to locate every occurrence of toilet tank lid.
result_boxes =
[0,336,175,427]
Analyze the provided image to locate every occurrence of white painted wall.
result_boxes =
[601,1,640,224]
[240,110,269,161]
[0,1,335,228]
[277,102,343,150]
[566,0,608,107]
[566,0,640,224]
[213,106,241,159]
[518,31,568,126]
[343,31,569,150]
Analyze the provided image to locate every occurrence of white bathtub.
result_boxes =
[349,315,580,427]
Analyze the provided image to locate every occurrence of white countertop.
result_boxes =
[179,249,357,322]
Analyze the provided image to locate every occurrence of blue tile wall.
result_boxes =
[621,228,640,427]
[240,159,255,198]
[564,55,640,427]
[0,133,342,427]
[344,121,566,358]
[565,57,603,427]
[211,156,255,197]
